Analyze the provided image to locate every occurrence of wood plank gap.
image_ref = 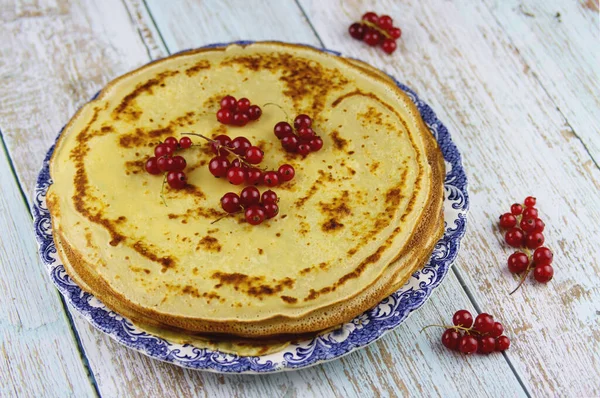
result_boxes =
[293,0,325,47]
[141,0,171,55]
[0,128,101,398]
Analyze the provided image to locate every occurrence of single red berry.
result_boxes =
[274,122,293,139]
[236,98,251,112]
[495,336,510,351]
[533,264,554,283]
[179,136,192,149]
[297,143,311,156]
[208,156,230,178]
[478,336,497,354]
[163,157,177,171]
[473,313,495,334]
[277,164,295,182]
[533,218,545,232]
[245,146,264,164]
[145,157,161,175]
[525,232,545,249]
[281,135,299,152]
[510,203,523,216]
[263,203,279,219]
[458,335,478,355]
[261,190,278,205]
[220,192,241,213]
[377,15,393,29]
[490,322,504,338]
[156,156,170,172]
[155,143,173,158]
[245,205,265,225]
[505,228,524,248]
[247,105,262,120]
[164,136,179,150]
[533,247,553,266]
[441,329,461,351]
[294,114,312,130]
[231,158,247,169]
[499,213,517,229]
[233,112,249,127]
[362,11,379,24]
[166,171,186,189]
[231,136,252,155]
[363,29,381,46]
[227,166,246,185]
[309,137,324,151]
[381,38,397,54]
[217,108,233,124]
[389,27,402,39]
[349,23,366,40]
[297,127,315,141]
[507,252,529,274]
[452,310,474,328]
[211,134,232,155]
[263,171,280,187]
[524,196,536,207]
[220,95,237,110]
[520,217,537,233]
[240,186,261,207]
[246,168,263,185]
[171,156,187,172]
[522,207,538,220]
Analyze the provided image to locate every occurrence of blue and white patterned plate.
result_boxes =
[32,42,469,373]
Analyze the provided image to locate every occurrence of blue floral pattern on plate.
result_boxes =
[32,42,469,373]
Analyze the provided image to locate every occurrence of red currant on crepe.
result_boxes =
[169,156,186,172]
[533,264,554,283]
[240,186,261,207]
[263,203,279,219]
[377,15,393,30]
[496,336,510,351]
[381,39,397,54]
[473,313,495,334]
[525,232,545,249]
[507,252,529,274]
[231,158,246,169]
[236,98,251,112]
[245,146,264,164]
[349,23,366,40]
[309,137,324,151]
[208,156,230,178]
[524,196,536,207]
[478,336,497,354]
[221,192,241,213]
[261,190,278,205]
[362,11,379,24]
[490,322,504,338]
[278,164,295,182]
[211,134,232,155]
[458,335,478,355]
[247,105,262,120]
[231,136,252,155]
[227,166,246,185]
[363,29,381,46]
[389,27,402,39]
[522,207,538,220]
[452,310,473,328]
[294,114,312,130]
[274,122,293,139]
[281,135,299,152]
[510,203,523,216]
[499,213,517,229]
[263,171,280,187]
[220,95,237,110]
[157,156,170,172]
[245,168,263,185]
[164,136,179,150]
[297,127,315,141]
[145,157,161,175]
[533,247,553,265]
[166,171,186,189]
[297,143,311,156]
[233,112,249,127]
[155,143,173,158]
[505,227,524,248]
[179,136,192,149]
[245,205,266,225]
[441,329,461,351]
[217,108,233,124]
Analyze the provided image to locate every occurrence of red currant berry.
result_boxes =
[208,156,230,178]
[164,137,179,150]
[231,158,246,169]
[522,207,538,220]
[236,98,251,112]
[533,218,545,232]
[240,186,261,207]
[277,164,295,182]
[349,23,366,40]
[458,335,478,355]
[377,15,393,30]
[297,143,311,156]
[389,27,402,39]
[281,135,299,152]
[533,247,553,266]
[246,168,263,185]
[145,157,161,175]
[247,105,262,120]
[452,310,473,328]
[261,190,278,205]
[233,112,249,127]
[211,134,232,155]
[227,166,246,185]
[363,29,381,46]
[520,217,537,233]
[533,264,554,283]
[263,203,279,219]
[297,127,315,141]
[221,192,241,213]
[245,205,265,225]
[524,196,536,207]
[171,156,186,172]
[157,156,170,172]
[505,227,524,248]
[499,213,517,229]
[309,137,324,151]
[163,157,178,171]
[495,336,510,351]
[263,171,280,187]
[155,143,173,158]
[220,95,237,110]
[473,313,494,334]
[510,203,523,216]
[381,38,397,54]
[441,329,461,351]
[507,252,529,274]
[478,336,497,354]
[490,322,504,338]
[274,122,293,139]
[166,171,186,189]
[294,114,312,130]
[525,232,544,249]
[179,136,192,149]
[245,146,264,164]
[231,136,252,155]
[217,108,233,124]
[362,12,379,24]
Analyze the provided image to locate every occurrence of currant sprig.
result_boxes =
[216,95,262,126]
[348,12,402,54]
[145,136,191,190]
[219,187,279,225]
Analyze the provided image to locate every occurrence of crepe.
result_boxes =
[47,42,445,342]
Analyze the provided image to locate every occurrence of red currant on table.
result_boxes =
[240,186,260,207]
[490,322,504,338]
[505,227,524,247]
[349,23,366,40]
[263,171,280,187]
[278,164,295,182]
[227,166,246,185]
[208,156,230,178]
[166,171,186,189]
[525,232,545,249]
[533,218,545,232]
[524,196,536,207]
[362,11,379,23]
[261,190,278,205]
[381,39,397,54]
[495,336,511,351]
[263,203,279,219]
[510,203,523,216]
[533,247,553,265]
[458,335,478,355]
[145,157,161,175]
[389,27,402,39]
[441,329,461,351]
[478,336,497,354]
[452,310,473,328]
[245,146,264,164]
[522,207,538,220]
[221,192,241,213]
[473,313,495,334]
[507,252,529,274]
[499,213,517,229]
[245,205,266,225]
[179,136,192,149]
[533,264,554,283]
[377,15,393,30]
[363,29,381,46]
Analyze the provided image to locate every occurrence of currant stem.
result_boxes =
[160,174,168,207]
[360,20,392,39]
[508,242,533,296]
[420,324,481,334]
[263,102,291,122]
[181,132,254,168]
[210,210,243,225]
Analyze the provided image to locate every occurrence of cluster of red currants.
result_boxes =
[499,196,554,291]
[144,136,193,189]
[216,95,262,126]
[348,12,402,54]
[221,187,279,225]
[436,310,510,355]
[274,114,323,156]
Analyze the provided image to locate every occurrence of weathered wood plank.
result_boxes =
[0,141,95,397]
[296,0,600,395]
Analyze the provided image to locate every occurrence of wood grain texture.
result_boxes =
[296,0,600,395]
[0,142,95,397]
